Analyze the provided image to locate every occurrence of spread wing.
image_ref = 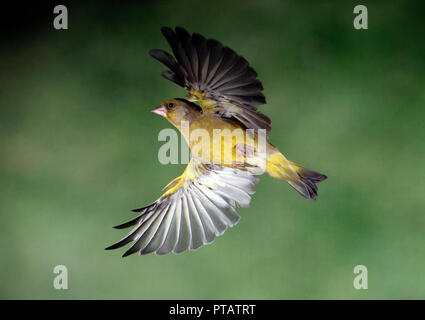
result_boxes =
[106,160,259,256]
[149,26,272,133]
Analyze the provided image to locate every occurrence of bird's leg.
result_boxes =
[230,162,256,168]
[236,143,256,157]
[232,144,257,168]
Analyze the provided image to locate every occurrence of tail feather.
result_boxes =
[266,152,327,200]
[287,166,327,200]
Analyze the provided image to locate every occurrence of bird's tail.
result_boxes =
[265,151,327,200]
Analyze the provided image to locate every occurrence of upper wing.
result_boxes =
[106,160,259,256]
[149,26,272,133]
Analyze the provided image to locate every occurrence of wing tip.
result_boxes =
[160,26,173,36]
[175,26,190,37]
[105,242,123,251]
[122,250,135,258]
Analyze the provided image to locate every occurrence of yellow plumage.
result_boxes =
[158,98,325,200]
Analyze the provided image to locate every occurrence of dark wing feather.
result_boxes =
[149,26,271,133]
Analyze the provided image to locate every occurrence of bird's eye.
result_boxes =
[167,102,174,109]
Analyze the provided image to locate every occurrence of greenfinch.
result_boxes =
[106,27,327,256]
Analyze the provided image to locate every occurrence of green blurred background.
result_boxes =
[1,0,424,299]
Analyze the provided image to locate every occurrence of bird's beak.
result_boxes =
[151,105,167,118]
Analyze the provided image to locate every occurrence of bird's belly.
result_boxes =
[189,127,261,167]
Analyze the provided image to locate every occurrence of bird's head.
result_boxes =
[152,98,202,128]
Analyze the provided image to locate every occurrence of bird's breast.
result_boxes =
[184,116,260,167]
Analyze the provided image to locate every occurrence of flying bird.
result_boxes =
[106,27,327,257]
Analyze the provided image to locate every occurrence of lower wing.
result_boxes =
[106,159,259,256]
